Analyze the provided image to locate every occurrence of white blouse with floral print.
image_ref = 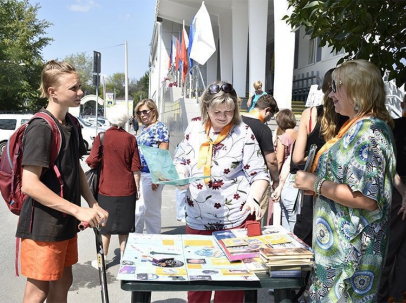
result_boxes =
[174,117,270,230]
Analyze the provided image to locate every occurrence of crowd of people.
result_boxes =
[13,59,406,303]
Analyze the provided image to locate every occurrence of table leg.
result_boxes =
[244,290,258,303]
[131,291,151,303]
[274,288,293,303]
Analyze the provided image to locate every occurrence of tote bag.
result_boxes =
[85,132,104,199]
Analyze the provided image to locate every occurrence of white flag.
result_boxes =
[189,1,216,65]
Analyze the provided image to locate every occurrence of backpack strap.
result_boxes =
[31,112,64,198]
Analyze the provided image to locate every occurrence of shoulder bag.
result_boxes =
[85,132,105,199]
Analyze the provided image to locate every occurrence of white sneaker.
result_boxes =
[91,259,99,269]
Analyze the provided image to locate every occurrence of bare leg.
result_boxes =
[22,278,49,303]
[47,266,73,303]
[102,234,111,259]
[119,234,129,259]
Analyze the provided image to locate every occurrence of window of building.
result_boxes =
[308,39,316,64]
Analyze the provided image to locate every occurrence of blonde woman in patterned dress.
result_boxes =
[294,59,396,302]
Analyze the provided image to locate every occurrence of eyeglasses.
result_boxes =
[207,83,235,95]
[331,79,342,93]
[136,109,153,116]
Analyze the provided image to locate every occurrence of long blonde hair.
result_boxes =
[333,59,393,128]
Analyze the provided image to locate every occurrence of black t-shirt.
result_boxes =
[242,116,275,164]
[16,110,87,242]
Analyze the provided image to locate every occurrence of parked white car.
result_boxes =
[86,117,110,128]
[76,117,107,150]
[0,114,33,154]
[0,114,106,154]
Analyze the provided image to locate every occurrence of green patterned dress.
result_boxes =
[309,118,396,302]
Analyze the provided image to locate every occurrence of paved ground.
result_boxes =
[0,157,277,303]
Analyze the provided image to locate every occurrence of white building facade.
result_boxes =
[148,0,404,150]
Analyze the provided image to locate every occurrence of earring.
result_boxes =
[354,102,360,112]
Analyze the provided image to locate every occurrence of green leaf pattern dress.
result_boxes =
[309,118,396,302]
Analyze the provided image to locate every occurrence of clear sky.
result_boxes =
[29,0,156,81]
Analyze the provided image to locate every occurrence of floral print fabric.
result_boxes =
[174,118,269,230]
[137,121,169,173]
[309,118,396,302]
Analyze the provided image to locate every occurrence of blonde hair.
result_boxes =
[333,59,393,128]
[39,60,77,98]
[200,81,241,126]
[134,99,159,124]
[320,68,340,141]
[253,80,263,90]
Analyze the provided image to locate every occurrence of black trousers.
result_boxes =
[377,186,406,302]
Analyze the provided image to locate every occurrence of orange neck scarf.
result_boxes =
[197,121,232,183]
[310,116,363,173]
[243,108,264,123]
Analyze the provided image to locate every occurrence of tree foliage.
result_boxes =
[283,0,406,87]
[0,0,52,111]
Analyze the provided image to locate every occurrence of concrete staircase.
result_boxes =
[291,100,306,118]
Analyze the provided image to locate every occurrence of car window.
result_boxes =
[21,119,31,125]
[0,119,17,130]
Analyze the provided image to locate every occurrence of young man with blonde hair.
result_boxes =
[16,60,108,303]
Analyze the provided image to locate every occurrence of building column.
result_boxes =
[218,11,233,84]
[231,1,249,97]
[273,0,295,109]
[248,0,268,94]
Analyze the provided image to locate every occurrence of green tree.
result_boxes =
[0,0,52,111]
[283,0,406,86]
[105,73,126,98]
[130,71,149,103]
[62,52,95,96]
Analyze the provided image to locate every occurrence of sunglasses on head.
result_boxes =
[136,109,153,116]
[331,79,342,93]
[207,83,235,95]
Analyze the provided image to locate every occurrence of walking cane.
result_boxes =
[78,221,110,303]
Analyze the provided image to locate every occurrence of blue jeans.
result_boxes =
[280,173,299,232]
[176,188,187,220]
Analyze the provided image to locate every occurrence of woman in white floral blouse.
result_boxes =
[174,81,270,303]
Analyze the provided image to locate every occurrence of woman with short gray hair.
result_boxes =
[86,107,141,266]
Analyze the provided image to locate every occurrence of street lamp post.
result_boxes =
[124,41,129,131]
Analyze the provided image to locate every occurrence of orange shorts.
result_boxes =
[20,235,78,281]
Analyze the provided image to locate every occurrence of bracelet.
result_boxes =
[253,198,260,206]
[314,177,326,196]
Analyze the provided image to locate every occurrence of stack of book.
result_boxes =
[259,247,314,278]
[212,226,314,277]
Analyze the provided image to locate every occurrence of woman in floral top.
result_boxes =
[174,81,269,303]
[134,99,169,234]
[294,60,396,302]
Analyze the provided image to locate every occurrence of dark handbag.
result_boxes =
[85,132,104,199]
